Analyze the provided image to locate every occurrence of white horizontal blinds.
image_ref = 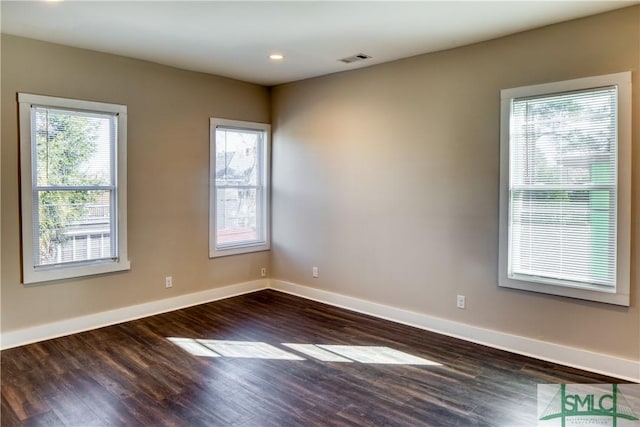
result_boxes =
[509,86,618,288]
[32,106,117,267]
[215,126,264,248]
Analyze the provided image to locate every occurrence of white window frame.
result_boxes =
[498,72,631,306]
[209,118,271,258]
[19,93,130,284]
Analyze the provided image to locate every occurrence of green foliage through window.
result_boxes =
[33,108,113,266]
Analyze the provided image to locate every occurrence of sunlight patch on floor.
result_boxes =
[282,343,353,362]
[317,345,441,365]
[167,338,441,366]
[199,340,305,360]
[167,337,221,357]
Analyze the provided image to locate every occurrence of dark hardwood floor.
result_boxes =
[1,290,624,426]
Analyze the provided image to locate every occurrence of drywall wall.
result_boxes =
[1,35,270,332]
[271,6,640,361]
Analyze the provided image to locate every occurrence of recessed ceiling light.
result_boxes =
[269,54,284,61]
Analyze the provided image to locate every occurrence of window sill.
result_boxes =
[23,259,131,284]
[498,274,629,306]
[210,243,270,258]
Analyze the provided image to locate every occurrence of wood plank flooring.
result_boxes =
[1,290,624,426]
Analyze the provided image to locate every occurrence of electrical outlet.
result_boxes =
[165,276,173,288]
[261,268,267,278]
[312,266,319,278]
[456,295,465,309]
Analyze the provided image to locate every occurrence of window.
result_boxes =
[499,72,631,306]
[210,118,270,257]
[19,93,129,283]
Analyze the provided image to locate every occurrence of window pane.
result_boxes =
[216,187,260,246]
[35,189,113,266]
[35,107,114,187]
[508,86,618,289]
[215,128,260,186]
[210,118,269,257]
[510,87,617,187]
[510,189,616,287]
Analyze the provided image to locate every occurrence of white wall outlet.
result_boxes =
[312,266,319,278]
[261,268,267,278]
[165,276,173,288]
[456,295,465,309]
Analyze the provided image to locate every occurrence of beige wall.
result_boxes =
[1,35,270,332]
[2,7,639,363]
[271,7,640,360]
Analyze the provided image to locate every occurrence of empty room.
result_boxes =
[1,1,639,426]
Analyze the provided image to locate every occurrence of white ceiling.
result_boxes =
[1,1,636,86]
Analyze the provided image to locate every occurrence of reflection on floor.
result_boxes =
[167,338,442,365]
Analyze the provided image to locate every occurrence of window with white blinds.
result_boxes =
[19,93,130,283]
[499,72,631,306]
[209,118,270,257]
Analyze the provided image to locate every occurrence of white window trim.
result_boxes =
[209,118,271,258]
[19,93,130,284]
[498,72,631,306]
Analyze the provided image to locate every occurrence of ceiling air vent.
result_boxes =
[339,53,372,64]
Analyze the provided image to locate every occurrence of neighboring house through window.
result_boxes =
[19,93,129,283]
[498,72,631,305]
[210,118,270,257]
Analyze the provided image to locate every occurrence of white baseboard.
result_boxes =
[269,279,640,382]
[0,279,268,350]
